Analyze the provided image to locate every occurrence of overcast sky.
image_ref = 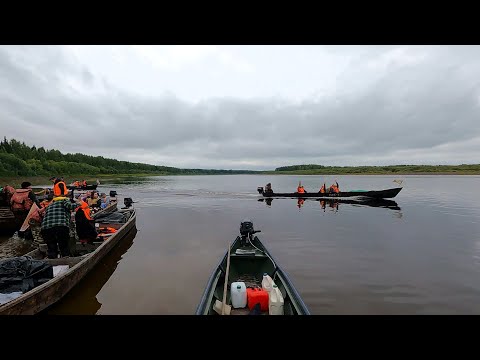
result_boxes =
[0,45,479,170]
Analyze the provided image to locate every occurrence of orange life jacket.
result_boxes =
[320,185,326,193]
[82,181,87,187]
[330,185,339,193]
[53,181,68,196]
[10,189,33,212]
[297,186,305,193]
[99,226,116,233]
[75,200,93,220]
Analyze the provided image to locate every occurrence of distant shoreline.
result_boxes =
[1,171,479,188]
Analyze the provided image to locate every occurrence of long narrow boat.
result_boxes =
[0,207,137,315]
[196,220,310,315]
[67,184,98,191]
[43,228,137,315]
[257,186,402,199]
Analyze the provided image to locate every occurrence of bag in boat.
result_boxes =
[93,211,128,224]
[0,256,54,294]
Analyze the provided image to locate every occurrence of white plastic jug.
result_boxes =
[269,284,284,315]
[230,281,247,308]
[262,273,275,292]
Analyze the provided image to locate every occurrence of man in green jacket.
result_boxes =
[41,196,82,259]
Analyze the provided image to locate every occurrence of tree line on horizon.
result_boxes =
[1,137,478,177]
[0,137,257,176]
[274,163,480,174]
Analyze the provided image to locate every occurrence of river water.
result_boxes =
[2,175,480,314]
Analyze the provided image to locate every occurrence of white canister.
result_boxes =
[230,281,247,308]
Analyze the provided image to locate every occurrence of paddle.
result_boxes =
[221,243,232,315]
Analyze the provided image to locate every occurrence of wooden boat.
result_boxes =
[257,186,402,199]
[195,220,310,315]
[43,227,137,315]
[0,207,137,315]
[67,184,98,191]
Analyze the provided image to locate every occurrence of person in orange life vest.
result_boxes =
[10,181,41,238]
[319,183,326,194]
[50,177,68,197]
[297,181,307,193]
[75,198,97,244]
[329,181,340,194]
[82,180,87,187]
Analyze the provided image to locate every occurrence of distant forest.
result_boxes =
[274,163,480,174]
[1,138,478,177]
[0,137,257,176]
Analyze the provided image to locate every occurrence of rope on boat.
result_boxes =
[247,235,277,277]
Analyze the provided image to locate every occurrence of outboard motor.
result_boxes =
[240,219,255,237]
[239,219,260,247]
[257,187,264,194]
[123,197,134,209]
[109,190,117,198]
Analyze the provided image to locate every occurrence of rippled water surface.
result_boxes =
[3,175,480,314]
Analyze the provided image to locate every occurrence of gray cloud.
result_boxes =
[0,45,479,170]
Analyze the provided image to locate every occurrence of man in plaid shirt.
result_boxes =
[41,196,82,259]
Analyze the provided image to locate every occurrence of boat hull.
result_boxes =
[258,187,402,199]
[196,233,310,315]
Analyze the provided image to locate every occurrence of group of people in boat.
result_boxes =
[296,181,340,194]
[264,181,340,194]
[71,179,88,187]
[1,176,114,259]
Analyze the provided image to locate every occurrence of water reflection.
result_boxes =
[259,197,402,212]
[41,227,138,315]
